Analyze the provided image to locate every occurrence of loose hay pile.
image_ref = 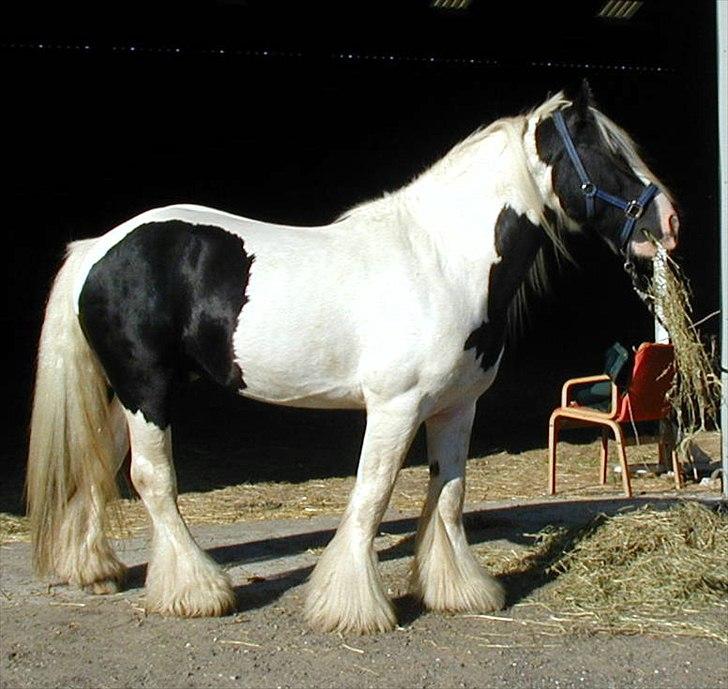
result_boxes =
[647,248,721,450]
[537,501,728,642]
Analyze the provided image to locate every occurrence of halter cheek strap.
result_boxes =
[552,110,659,253]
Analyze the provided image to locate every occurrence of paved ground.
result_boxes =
[2,495,726,689]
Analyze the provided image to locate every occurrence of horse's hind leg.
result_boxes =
[124,408,236,617]
[54,396,129,594]
[410,401,504,612]
[304,399,420,634]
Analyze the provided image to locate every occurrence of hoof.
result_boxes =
[416,573,505,614]
[58,554,127,595]
[304,584,397,634]
[145,559,236,618]
[146,586,236,618]
[303,538,396,634]
[84,575,125,596]
[411,556,505,614]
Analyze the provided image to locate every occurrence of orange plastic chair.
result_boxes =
[548,342,682,498]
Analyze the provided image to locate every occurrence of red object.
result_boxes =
[548,343,682,498]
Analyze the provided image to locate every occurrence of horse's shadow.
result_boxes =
[121,496,682,620]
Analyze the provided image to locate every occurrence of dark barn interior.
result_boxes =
[3,1,720,509]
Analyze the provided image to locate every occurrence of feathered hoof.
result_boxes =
[413,568,506,614]
[145,563,236,618]
[304,583,397,635]
[59,553,128,595]
[303,541,397,634]
[83,572,126,596]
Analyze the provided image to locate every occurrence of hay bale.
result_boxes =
[540,501,728,641]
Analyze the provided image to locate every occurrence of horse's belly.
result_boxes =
[238,383,365,409]
[232,316,365,409]
[233,355,365,409]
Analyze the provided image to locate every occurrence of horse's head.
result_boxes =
[535,82,679,297]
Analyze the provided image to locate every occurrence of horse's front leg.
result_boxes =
[304,398,420,634]
[410,401,505,613]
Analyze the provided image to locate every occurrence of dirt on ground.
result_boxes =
[1,425,726,689]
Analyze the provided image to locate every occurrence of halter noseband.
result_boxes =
[552,110,659,253]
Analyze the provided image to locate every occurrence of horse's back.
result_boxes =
[72,204,369,420]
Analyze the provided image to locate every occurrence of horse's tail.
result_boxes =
[26,240,123,584]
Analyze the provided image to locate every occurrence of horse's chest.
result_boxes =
[463,318,506,375]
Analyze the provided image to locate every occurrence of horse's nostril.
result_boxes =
[669,213,680,235]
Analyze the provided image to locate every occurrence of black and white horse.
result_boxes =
[26,84,678,633]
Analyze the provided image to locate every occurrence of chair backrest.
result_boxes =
[604,341,630,385]
[616,342,675,422]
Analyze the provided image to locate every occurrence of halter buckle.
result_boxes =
[625,200,644,219]
[581,182,596,197]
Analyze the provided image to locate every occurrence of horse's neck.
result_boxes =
[399,122,550,300]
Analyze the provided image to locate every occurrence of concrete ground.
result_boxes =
[2,495,726,689]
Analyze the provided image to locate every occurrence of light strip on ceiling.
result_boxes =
[431,0,473,10]
[597,1,643,20]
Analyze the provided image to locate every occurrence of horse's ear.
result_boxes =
[570,79,595,120]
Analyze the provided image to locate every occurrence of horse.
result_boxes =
[26,82,679,634]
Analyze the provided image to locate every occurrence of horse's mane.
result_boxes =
[429,92,572,332]
[338,92,569,242]
[335,93,662,338]
[336,93,572,335]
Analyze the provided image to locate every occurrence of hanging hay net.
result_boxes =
[646,247,722,450]
[536,500,728,642]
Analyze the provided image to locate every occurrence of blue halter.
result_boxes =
[552,110,659,253]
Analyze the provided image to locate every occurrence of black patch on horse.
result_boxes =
[465,207,544,371]
[78,220,254,428]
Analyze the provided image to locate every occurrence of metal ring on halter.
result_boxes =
[581,182,597,197]
[625,199,645,219]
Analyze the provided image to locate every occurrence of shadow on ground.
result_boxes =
[115,496,693,621]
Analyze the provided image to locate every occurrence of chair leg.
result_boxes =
[599,428,609,485]
[608,421,632,498]
[658,418,680,476]
[671,449,684,490]
[548,415,559,495]
[658,421,684,489]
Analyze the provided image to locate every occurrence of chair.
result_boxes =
[548,342,682,498]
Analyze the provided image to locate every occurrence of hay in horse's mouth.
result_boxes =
[647,246,721,449]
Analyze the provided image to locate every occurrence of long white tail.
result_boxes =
[26,240,126,590]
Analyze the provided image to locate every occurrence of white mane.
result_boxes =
[338,92,570,247]
[335,93,574,331]
[338,91,666,224]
